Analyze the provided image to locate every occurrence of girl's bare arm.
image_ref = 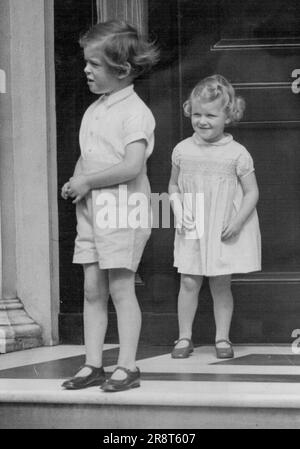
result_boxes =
[222,172,259,240]
[168,165,184,229]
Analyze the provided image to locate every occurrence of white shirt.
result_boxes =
[79,85,155,168]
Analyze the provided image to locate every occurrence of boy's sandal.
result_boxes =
[215,339,234,359]
[171,338,194,359]
[101,366,141,392]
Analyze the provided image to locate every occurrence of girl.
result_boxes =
[169,75,261,359]
[61,20,159,391]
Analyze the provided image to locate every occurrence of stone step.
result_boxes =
[1,380,300,429]
[1,344,300,428]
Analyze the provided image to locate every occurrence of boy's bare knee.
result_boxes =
[83,264,109,303]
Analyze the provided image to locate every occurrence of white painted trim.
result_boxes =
[44,0,59,345]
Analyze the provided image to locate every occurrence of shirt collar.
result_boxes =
[99,84,135,107]
[192,132,233,146]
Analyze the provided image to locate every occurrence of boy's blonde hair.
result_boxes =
[183,75,245,124]
[79,20,159,79]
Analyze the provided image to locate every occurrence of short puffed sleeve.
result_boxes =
[123,106,155,148]
[236,148,255,178]
[171,145,181,168]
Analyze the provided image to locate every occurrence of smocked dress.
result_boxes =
[72,85,154,272]
[172,133,261,276]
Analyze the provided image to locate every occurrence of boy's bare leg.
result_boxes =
[75,263,109,376]
[109,268,141,380]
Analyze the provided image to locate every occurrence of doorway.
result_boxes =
[57,0,300,344]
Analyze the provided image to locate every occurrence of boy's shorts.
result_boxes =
[73,190,151,272]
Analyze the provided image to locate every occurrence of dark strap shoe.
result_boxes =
[171,338,194,358]
[61,364,106,390]
[215,339,234,359]
[101,366,140,392]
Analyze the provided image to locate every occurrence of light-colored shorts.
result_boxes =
[73,189,151,272]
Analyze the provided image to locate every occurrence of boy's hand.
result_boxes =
[221,219,242,241]
[68,175,90,204]
[61,182,71,200]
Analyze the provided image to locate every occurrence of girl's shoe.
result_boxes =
[101,366,141,392]
[171,338,194,359]
[61,364,106,390]
[215,340,234,359]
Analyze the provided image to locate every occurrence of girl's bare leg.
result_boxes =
[175,274,203,348]
[209,275,233,347]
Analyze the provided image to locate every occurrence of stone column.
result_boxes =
[0,304,42,354]
[97,0,148,35]
[0,67,42,353]
[0,0,58,352]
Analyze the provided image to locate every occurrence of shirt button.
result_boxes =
[95,116,99,120]
[88,149,92,153]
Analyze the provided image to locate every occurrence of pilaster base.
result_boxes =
[0,299,43,353]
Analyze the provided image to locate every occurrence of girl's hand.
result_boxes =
[61,182,71,200]
[171,195,184,233]
[68,175,90,204]
[182,211,196,233]
[175,215,184,234]
[176,216,196,234]
[221,219,242,241]
[182,221,196,233]
[222,172,259,241]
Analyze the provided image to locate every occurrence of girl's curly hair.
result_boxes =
[183,74,245,124]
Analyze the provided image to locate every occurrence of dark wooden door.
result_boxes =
[57,0,300,345]
[144,0,300,344]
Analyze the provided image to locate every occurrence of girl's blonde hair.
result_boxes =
[79,20,159,79]
[183,75,245,124]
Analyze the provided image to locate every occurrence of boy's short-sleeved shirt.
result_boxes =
[79,84,155,168]
[73,85,155,271]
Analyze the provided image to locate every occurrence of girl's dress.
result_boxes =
[73,85,154,272]
[172,133,261,276]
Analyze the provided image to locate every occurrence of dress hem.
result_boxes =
[174,264,262,276]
